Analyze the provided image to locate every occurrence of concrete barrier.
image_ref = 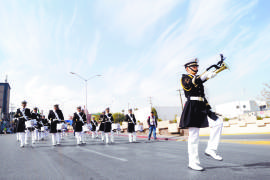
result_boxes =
[223,122,230,127]
[238,122,247,127]
[168,123,179,133]
[256,121,265,127]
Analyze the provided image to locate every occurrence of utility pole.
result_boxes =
[177,89,184,111]
[148,96,153,110]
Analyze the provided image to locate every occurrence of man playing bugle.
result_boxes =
[180,58,224,171]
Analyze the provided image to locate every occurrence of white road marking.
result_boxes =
[78,147,128,162]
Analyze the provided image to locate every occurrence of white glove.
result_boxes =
[200,71,217,81]
[207,71,217,79]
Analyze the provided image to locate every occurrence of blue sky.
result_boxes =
[0,0,270,116]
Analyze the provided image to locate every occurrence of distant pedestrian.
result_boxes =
[147,112,158,140]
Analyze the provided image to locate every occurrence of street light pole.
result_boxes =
[177,89,184,111]
[70,72,102,116]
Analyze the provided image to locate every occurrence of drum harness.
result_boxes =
[20,108,29,121]
[105,114,112,123]
[128,114,135,124]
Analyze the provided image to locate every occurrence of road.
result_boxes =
[0,133,269,180]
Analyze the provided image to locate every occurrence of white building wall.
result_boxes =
[215,100,260,118]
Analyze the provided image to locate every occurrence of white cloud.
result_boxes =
[96,0,182,44]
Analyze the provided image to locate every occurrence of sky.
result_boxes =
[0,0,270,117]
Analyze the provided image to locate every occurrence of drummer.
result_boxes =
[98,111,106,142]
[104,107,114,144]
[90,116,98,139]
[31,107,42,143]
[48,104,65,146]
[14,100,31,147]
[41,115,49,139]
[73,106,87,145]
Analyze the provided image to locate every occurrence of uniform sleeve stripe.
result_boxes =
[181,78,191,91]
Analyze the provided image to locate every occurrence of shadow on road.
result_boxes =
[206,162,270,170]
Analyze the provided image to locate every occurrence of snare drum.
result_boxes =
[41,125,48,131]
[83,125,91,132]
[57,123,65,130]
[25,120,35,128]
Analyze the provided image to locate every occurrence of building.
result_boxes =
[215,100,262,118]
[0,82,11,121]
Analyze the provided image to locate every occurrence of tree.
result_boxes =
[91,113,101,122]
[151,107,158,119]
[261,83,270,103]
[112,113,125,124]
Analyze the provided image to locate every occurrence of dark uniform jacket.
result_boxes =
[90,120,98,131]
[125,114,137,133]
[99,114,106,131]
[14,108,31,132]
[104,113,114,133]
[42,118,49,126]
[31,112,42,130]
[48,110,64,133]
[73,112,87,132]
[179,74,218,129]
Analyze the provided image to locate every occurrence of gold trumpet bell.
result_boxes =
[214,62,229,74]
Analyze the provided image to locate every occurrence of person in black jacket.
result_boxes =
[99,111,106,142]
[180,58,223,171]
[73,106,87,145]
[14,118,19,141]
[104,107,114,144]
[31,107,41,143]
[90,117,98,139]
[48,104,65,146]
[14,100,31,147]
[41,115,49,139]
[125,109,137,143]
[147,112,158,141]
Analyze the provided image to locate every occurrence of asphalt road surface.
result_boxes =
[0,133,269,180]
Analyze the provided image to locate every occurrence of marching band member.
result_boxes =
[14,118,19,141]
[104,107,114,144]
[90,116,98,139]
[179,58,223,171]
[14,101,31,147]
[31,107,41,143]
[99,111,106,142]
[80,109,88,143]
[73,106,87,145]
[125,109,137,143]
[48,104,65,146]
[41,115,49,139]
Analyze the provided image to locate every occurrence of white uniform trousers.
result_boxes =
[18,132,25,146]
[105,131,114,144]
[92,131,98,139]
[16,133,20,141]
[75,132,82,144]
[81,131,86,143]
[206,118,223,151]
[188,118,223,166]
[101,131,105,141]
[51,133,60,145]
[128,132,136,142]
[25,129,33,144]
